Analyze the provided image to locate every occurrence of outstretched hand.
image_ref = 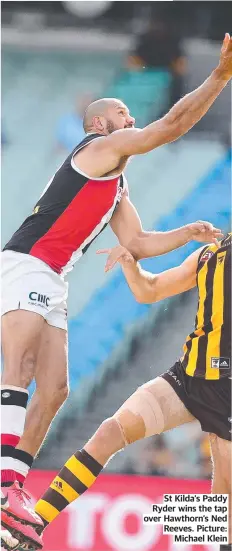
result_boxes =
[97,245,134,272]
[186,221,223,246]
[97,221,223,272]
[218,33,232,80]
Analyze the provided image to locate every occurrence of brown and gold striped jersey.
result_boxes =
[181,233,231,380]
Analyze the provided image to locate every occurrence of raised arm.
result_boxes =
[109,193,222,266]
[92,34,232,157]
[98,246,203,304]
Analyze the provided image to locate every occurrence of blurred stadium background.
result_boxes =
[1,1,231,550]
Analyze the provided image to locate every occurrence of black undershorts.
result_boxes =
[161,360,231,441]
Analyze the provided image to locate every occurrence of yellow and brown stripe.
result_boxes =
[182,236,231,380]
[35,449,103,524]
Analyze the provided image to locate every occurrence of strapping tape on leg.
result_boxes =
[113,387,165,444]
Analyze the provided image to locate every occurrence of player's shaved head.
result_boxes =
[83,98,121,132]
[83,98,134,135]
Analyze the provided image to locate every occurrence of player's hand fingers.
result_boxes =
[198,222,223,238]
[212,228,223,234]
[212,237,220,248]
[197,220,214,232]
[204,228,223,239]
[96,248,112,255]
[105,254,120,272]
[104,247,133,272]
[221,32,230,54]
[203,230,223,239]
[203,230,223,246]
[190,221,213,234]
[213,231,223,238]
[96,248,119,272]
[208,226,222,234]
[104,249,122,271]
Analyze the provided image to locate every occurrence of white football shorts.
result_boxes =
[1,251,68,330]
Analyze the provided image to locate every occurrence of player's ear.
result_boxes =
[93,116,105,131]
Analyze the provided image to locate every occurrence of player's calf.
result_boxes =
[1,311,45,487]
[34,389,164,527]
[34,377,192,531]
[85,384,166,464]
[34,417,127,528]
[17,381,69,461]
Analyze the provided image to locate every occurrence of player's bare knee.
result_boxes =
[113,386,164,445]
[95,418,125,452]
[53,384,69,410]
[58,383,69,406]
[42,381,69,414]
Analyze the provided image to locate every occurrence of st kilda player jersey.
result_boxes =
[4,134,127,275]
[181,233,231,380]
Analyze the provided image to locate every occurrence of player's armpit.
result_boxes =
[147,247,204,303]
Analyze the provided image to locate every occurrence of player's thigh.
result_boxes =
[35,322,69,402]
[1,310,45,383]
[115,376,195,443]
[209,433,232,493]
[1,250,67,375]
[143,376,195,432]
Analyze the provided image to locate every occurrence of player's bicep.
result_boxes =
[110,194,142,246]
[96,118,179,157]
[150,247,203,302]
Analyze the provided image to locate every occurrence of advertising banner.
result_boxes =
[26,471,216,551]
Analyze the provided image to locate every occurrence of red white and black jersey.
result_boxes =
[4,133,127,275]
